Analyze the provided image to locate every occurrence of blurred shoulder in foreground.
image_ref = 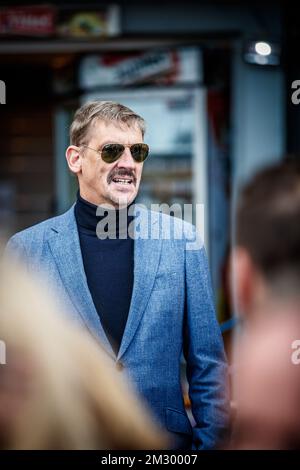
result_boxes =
[0,255,167,450]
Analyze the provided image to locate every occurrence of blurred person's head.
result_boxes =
[0,257,166,450]
[232,159,300,320]
[229,159,300,449]
[65,101,148,208]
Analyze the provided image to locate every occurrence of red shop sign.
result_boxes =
[0,5,56,36]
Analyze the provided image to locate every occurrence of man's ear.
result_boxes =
[65,145,82,175]
[231,247,255,318]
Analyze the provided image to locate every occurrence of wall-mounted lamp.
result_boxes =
[243,40,280,66]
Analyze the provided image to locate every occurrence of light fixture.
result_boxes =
[254,41,272,56]
[243,40,280,66]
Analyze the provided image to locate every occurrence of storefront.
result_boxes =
[0,2,285,365]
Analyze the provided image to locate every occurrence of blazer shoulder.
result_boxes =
[8,206,75,246]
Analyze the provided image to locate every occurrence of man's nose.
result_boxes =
[116,147,135,169]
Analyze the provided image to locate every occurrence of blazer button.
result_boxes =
[116,361,124,371]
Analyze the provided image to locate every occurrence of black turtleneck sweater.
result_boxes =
[75,194,134,355]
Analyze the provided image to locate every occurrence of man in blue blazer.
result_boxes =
[6,101,229,449]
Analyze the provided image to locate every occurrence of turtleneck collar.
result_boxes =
[75,192,135,238]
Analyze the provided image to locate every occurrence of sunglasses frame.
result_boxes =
[81,143,149,163]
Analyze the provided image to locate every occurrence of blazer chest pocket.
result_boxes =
[152,270,179,291]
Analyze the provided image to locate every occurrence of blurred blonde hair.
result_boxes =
[0,257,166,450]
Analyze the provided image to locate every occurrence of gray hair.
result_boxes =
[70,101,146,146]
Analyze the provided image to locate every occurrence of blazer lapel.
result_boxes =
[117,206,162,360]
[47,206,116,358]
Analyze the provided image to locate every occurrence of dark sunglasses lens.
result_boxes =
[101,144,124,163]
[131,143,149,162]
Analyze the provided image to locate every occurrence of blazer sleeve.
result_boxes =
[183,228,230,450]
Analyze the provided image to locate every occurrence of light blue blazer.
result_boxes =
[6,204,229,450]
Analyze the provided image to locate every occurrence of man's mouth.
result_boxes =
[111,177,133,186]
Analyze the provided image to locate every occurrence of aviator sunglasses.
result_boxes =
[82,143,149,164]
